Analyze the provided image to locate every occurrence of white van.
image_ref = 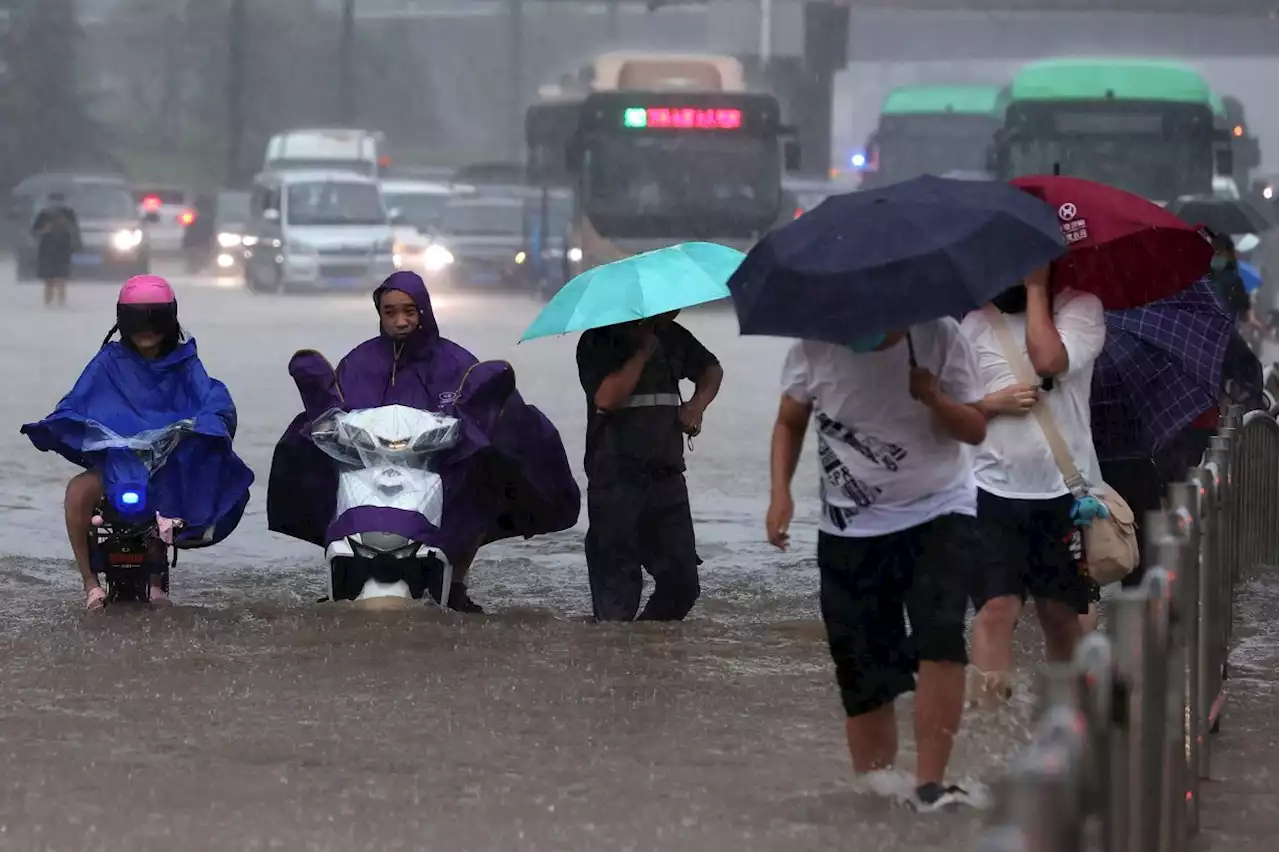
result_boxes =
[263,129,384,178]
[242,170,396,294]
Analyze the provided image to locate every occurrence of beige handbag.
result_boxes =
[984,307,1139,585]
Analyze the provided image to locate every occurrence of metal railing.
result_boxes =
[975,404,1279,852]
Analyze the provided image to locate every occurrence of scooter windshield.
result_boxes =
[308,405,460,468]
[309,405,461,528]
[78,420,193,474]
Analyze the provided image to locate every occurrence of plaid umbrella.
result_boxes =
[1091,277,1232,461]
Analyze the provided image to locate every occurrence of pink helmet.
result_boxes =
[118,274,176,305]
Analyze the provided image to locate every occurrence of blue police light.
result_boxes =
[850,152,867,169]
[121,491,140,506]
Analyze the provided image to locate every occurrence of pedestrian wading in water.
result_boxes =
[960,267,1105,706]
[32,192,81,308]
[767,320,987,812]
[577,310,723,622]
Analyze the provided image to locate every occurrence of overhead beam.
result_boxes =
[342,0,1277,18]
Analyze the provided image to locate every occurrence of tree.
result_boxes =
[0,0,106,190]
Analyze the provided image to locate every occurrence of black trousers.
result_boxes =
[584,468,701,622]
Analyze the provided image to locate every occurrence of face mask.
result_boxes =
[848,333,887,354]
[992,285,1028,314]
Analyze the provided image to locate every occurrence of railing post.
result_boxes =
[1166,480,1203,832]
[1208,433,1235,586]
[1108,589,1149,852]
[1005,715,1087,852]
[1147,511,1190,852]
[1076,632,1114,849]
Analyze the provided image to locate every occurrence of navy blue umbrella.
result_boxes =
[1091,278,1234,461]
[728,175,1068,344]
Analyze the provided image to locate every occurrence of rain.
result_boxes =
[1,1,1276,850]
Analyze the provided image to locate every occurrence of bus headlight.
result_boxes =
[566,247,583,263]
[423,244,455,272]
[514,251,527,265]
[111,229,143,252]
[217,232,244,248]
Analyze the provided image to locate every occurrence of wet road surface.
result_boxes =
[0,266,1273,851]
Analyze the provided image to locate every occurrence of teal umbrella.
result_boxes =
[519,241,745,342]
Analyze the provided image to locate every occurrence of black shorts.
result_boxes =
[971,490,1091,615]
[817,513,975,718]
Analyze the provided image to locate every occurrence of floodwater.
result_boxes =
[0,266,1273,851]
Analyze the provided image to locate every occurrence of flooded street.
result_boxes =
[0,268,1273,851]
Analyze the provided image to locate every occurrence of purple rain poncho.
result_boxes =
[266,272,580,565]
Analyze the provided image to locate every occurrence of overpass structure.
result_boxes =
[349,0,1275,16]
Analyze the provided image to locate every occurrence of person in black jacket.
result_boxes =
[32,193,80,307]
[576,312,723,622]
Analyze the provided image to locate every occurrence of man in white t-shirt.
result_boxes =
[959,268,1106,706]
[766,319,987,813]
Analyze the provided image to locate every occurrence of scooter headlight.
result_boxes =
[111,482,147,514]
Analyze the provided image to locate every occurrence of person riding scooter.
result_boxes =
[20,275,255,610]
[266,270,580,613]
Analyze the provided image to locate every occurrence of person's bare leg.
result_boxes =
[914,661,965,786]
[1035,598,1083,662]
[845,703,898,773]
[1078,601,1099,633]
[55,279,67,306]
[65,471,104,599]
[147,540,170,606]
[968,594,1021,708]
[43,279,54,307]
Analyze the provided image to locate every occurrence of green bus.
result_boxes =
[860,85,1003,188]
[989,58,1231,202]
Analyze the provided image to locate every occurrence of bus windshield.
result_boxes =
[583,134,779,238]
[1007,133,1211,200]
[872,129,996,185]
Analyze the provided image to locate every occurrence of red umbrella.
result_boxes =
[1011,175,1213,310]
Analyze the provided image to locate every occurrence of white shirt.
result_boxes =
[960,287,1106,500]
[781,318,984,538]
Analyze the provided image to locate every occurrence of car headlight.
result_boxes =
[217,232,243,248]
[241,235,259,247]
[423,244,455,272]
[111,229,143,252]
[566,247,583,263]
[514,251,527,265]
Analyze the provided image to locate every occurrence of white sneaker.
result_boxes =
[909,782,977,813]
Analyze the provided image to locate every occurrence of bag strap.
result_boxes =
[983,305,1089,497]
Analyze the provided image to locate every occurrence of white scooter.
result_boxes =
[309,404,460,608]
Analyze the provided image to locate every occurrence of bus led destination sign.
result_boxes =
[622,107,744,130]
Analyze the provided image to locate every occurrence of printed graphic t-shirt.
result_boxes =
[780,318,985,538]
